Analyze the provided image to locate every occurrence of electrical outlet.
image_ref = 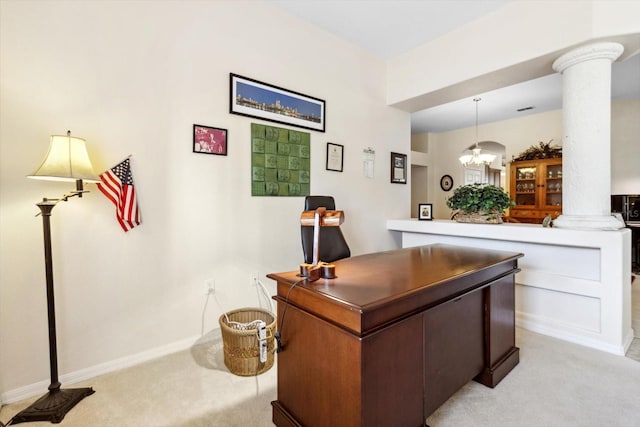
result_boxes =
[204,279,215,295]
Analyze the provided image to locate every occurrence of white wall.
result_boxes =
[612,99,640,195]
[386,0,640,221]
[410,133,430,218]
[0,1,409,397]
[387,0,640,112]
[423,100,640,219]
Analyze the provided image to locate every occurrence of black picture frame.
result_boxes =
[440,174,454,191]
[229,73,326,132]
[418,203,433,220]
[193,124,228,156]
[326,142,344,172]
[390,152,407,184]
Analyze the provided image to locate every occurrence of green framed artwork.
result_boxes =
[251,123,310,196]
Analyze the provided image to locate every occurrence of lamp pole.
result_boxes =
[40,200,61,393]
[11,191,94,424]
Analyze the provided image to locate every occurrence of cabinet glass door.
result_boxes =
[544,164,562,208]
[514,166,536,207]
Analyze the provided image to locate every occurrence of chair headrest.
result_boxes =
[305,196,336,210]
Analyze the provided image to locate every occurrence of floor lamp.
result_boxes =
[12,131,99,424]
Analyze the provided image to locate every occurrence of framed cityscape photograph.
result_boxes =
[230,73,326,132]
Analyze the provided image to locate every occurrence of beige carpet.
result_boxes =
[2,328,640,426]
[0,331,276,427]
[427,331,640,427]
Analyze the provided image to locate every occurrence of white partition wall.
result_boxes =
[387,219,633,355]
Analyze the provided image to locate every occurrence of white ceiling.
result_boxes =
[411,56,640,134]
[268,0,640,134]
[268,0,511,59]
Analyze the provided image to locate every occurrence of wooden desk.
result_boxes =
[268,244,522,427]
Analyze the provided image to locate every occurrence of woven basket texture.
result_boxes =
[219,307,276,376]
[454,211,503,224]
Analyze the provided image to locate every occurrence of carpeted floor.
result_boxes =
[1,328,640,427]
[627,336,640,361]
[427,331,640,427]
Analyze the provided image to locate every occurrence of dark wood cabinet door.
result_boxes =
[275,304,362,427]
[423,290,484,417]
[362,315,424,427]
[475,275,520,388]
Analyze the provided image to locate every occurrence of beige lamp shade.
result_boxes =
[28,132,100,183]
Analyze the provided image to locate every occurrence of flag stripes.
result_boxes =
[97,158,141,232]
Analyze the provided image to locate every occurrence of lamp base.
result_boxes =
[11,387,95,424]
[298,262,336,281]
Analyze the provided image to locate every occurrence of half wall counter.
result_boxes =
[387,219,634,355]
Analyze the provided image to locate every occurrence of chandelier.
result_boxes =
[459,98,496,167]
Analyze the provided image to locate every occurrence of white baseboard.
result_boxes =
[1,334,200,405]
[516,312,629,356]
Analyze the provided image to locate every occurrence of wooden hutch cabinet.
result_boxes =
[509,158,563,224]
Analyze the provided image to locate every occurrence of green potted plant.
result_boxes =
[446,183,514,223]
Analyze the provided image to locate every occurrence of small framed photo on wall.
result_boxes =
[418,203,433,221]
[193,124,228,156]
[390,152,407,184]
[326,142,344,172]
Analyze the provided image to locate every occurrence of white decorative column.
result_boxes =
[552,42,624,230]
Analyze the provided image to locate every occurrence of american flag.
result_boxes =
[97,158,141,232]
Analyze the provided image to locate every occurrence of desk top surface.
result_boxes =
[268,244,522,332]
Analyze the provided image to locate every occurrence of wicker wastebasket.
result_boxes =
[219,307,276,376]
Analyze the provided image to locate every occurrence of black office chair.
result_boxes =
[301,196,351,264]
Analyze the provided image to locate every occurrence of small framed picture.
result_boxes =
[440,174,454,191]
[390,152,407,184]
[418,203,433,221]
[326,142,344,172]
[193,124,228,156]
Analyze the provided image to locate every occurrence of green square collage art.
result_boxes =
[251,123,310,196]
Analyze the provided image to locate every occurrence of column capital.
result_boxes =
[552,42,624,73]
